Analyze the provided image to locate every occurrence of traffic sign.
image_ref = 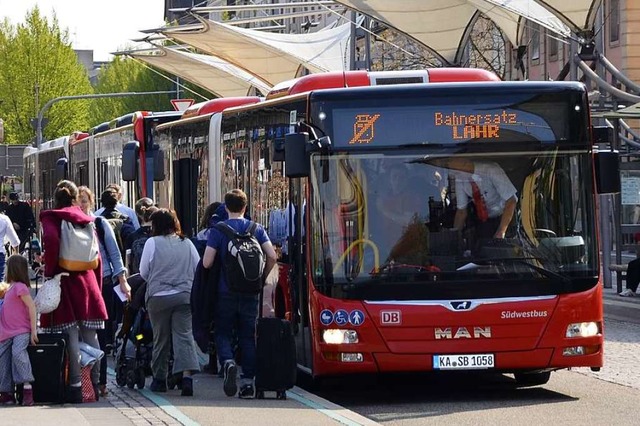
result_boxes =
[171,99,195,111]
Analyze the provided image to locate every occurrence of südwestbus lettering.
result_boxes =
[501,310,549,319]
[434,110,518,140]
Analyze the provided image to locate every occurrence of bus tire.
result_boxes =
[514,371,551,387]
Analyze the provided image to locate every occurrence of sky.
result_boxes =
[0,0,166,61]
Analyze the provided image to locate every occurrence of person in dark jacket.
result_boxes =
[6,192,35,252]
[40,180,108,404]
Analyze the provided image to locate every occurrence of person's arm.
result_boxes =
[4,215,20,252]
[98,217,127,278]
[20,289,38,345]
[203,227,221,269]
[261,241,278,278]
[494,196,517,239]
[139,238,155,281]
[203,246,217,269]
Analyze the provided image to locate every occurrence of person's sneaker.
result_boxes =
[0,392,16,405]
[619,288,636,297]
[223,361,238,397]
[238,383,255,399]
[21,388,34,406]
[149,378,167,393]
[181,377,193,397]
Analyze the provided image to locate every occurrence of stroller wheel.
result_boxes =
[136,367,146,389]
[126,370,136,389]
[116,365,127,387]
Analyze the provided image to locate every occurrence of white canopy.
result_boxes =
[158,16,353,86]
[126,46,272,98]
[333,0,599,64]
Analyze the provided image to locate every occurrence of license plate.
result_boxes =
[433,354,494,370]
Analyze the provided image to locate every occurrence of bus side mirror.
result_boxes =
[122,141,139,181]
[284,133,310,178]
[55,157,68,182]
[152,144,165,181]
[595,150,620,194]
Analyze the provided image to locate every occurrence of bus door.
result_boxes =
[173,157,199,237]
[288,178,311,370]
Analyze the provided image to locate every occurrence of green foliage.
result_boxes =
[0,7,93,144]
[90,56,175,126]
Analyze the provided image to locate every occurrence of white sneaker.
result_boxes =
[619,289,636,297]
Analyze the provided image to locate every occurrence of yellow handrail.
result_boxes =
[332,238,380,275]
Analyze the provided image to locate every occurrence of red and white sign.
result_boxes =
[380,311,401,325]
[170,99,195,112]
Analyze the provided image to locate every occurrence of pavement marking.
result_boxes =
[108,367,199,426]
[139,388,200,426]
[288,386,382,426]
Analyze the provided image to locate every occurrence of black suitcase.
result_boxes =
[27,333,68,404]
[255,316,297,399]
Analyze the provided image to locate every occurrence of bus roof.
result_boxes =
[265,68,500,100]
[181,97,262,119]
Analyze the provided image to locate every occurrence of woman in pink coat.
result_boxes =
[40,180,107,403]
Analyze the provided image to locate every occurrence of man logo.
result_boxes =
[380,310,401,325]
[451,301,472,311]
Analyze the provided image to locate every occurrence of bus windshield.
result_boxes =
[309,149,598,300]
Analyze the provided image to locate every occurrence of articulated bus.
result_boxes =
[24,111,181,221]
[135,69,621,385]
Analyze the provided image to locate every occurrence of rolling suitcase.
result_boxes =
[255,288,296,400]
[27,333,68,404]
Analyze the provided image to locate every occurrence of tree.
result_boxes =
[0,7,93,144]
[89,56,175,126]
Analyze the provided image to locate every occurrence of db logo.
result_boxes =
[380,310,401,325]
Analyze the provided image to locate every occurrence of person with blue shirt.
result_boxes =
[202,189,277,399]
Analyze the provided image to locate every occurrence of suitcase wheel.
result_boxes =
[256,390,265,400]
[277,391,287,400]
[126,370,136,389]
[135,367,146,389]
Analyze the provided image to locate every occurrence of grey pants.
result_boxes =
[147,293,200,380]
[67,324,101,386]
[0,333,35,392]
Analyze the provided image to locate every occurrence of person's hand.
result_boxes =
[119,280,132,301]
[493,231,506,239]
[30,331,39,346]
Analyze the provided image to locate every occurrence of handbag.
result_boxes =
[34,273,69,314]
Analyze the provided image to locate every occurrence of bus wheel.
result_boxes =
[514,371,551,387]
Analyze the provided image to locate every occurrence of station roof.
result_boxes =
[332,0,599,64]
[155,16,353,86]
[125,46,272,98]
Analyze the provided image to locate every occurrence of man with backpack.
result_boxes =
[98,189,136,260]
[95,184,140,230]
[203,189,277,399]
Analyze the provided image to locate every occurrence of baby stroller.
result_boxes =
[115,275,153,389]
[114,274,181,390]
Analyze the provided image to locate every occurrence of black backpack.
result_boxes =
[215,221,265,294]
[99,209,135,258]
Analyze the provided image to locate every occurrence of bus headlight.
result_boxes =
[322,329,359,344]
[566,322,600,338]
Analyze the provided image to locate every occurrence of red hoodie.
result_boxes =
[40,206,107,327]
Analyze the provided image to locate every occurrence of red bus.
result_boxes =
[142,69,616,385]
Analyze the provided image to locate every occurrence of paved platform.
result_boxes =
[5,280,637,426]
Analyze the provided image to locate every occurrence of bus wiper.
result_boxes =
[480,257,571,284]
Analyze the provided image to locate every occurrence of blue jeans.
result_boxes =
[215,291,259,379]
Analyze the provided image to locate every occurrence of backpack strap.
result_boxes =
[214,222,238,240]
[246,221,258,237]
